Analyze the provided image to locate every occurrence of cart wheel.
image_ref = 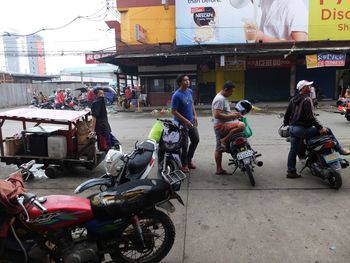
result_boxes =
[45,166,60,179]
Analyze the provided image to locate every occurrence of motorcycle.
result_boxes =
[226,100,263,186]
[104,136,186,190]
[0,160,186,263]
[300,134,349,189]
[148,119,186,180]
[336,98,350,121]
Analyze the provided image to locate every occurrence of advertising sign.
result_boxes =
[85,53,114,64]
[175,0,350,45]
[306,54,346,69]
[246,58,291,68]
[135,24,147,44]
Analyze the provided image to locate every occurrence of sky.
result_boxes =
[0,0,118,74]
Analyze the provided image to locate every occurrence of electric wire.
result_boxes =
[1,2,109,37]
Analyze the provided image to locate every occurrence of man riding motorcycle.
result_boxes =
[212,81,245,175]
[283,80,350,179]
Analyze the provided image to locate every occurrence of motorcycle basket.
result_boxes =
[162,170,186,186]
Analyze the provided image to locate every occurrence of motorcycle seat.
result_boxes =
[306,135,335,148]
[229,132,245,141]
[90,179,171,219]
[128,141,154,174]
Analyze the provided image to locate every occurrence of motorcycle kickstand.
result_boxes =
[232,166,238,175]
[131,215,146,248]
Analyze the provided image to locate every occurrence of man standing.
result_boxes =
[212,81,245,175]
[90,87,120,152]
[171,74,199,173]
[284,80,350,179]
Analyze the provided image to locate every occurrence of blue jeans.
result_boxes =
[287,126,340,173]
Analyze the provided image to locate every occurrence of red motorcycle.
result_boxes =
[0,161,185,263]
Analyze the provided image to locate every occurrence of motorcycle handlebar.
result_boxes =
[20,160,35,171]
[18,192,48,217]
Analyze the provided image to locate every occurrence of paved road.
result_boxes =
[1,108,350,263]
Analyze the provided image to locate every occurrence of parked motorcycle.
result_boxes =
[148,119,186,181]
[0,160,186,263]
[103,136,186,190]
[336,98,350,121]
[226,100,263,186]
[300,134,349,189]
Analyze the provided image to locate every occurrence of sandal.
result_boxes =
[215,169,230,175]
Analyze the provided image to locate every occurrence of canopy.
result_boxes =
[0,108,90,123]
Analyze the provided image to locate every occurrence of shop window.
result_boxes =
[164,79,177,92]
[150,79,164,92]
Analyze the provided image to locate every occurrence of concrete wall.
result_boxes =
[0,83,82,108]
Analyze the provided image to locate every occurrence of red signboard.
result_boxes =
[85,53,114,64]
[247,58,291,68]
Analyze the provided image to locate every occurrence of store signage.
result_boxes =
[216,57,246,71]
[175,0,350,45]
[246,58,291,68]
[135,24,147,43]
[85,53,113,64]
[306,53,346,68]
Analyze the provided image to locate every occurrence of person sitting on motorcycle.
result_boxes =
[283,80,350,179]
[212,81,245,175]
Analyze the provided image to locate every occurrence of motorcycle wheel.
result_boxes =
[244,164,255,186]
[110,210,175,263]
[327,170,342,189]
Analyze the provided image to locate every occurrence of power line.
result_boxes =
[1,2,110,37]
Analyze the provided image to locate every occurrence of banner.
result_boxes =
[85,53,113,64]
[175,0,350,45]
[306,54,346,69]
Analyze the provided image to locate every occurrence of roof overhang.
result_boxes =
[100,40,350,71]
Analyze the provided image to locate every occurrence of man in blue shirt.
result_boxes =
[171,74,199,173]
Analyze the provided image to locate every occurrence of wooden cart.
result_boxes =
[0,108,105,178]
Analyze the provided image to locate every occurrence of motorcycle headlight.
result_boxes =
[105,149,123,175]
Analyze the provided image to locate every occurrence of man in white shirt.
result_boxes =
[255,0,308,42]
[212,81,245,175]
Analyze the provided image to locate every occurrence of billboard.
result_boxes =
[175,0,350,45]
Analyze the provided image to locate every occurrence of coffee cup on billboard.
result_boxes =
[242,19,257,43]
[229,0,250,8]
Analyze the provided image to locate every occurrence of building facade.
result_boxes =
[102,0,350,105]
[2,34,46,75]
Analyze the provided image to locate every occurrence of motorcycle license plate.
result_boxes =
[237,150,254,160]
[323,152,341,164]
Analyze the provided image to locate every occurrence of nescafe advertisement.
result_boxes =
[192,7,215,27]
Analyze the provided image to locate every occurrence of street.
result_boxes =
[1,107,350,263]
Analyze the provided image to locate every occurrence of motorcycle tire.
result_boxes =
[111,210,175,263]
[244,164,255,186]
[327,169,342,189]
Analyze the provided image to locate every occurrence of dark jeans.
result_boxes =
[287,125,340,173]
[181,126,200,166]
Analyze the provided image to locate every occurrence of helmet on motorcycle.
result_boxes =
[235,100,252,115]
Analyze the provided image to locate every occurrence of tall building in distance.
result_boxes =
[1,34,46,75]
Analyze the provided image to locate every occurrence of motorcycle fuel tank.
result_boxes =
[27,195,94,231]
